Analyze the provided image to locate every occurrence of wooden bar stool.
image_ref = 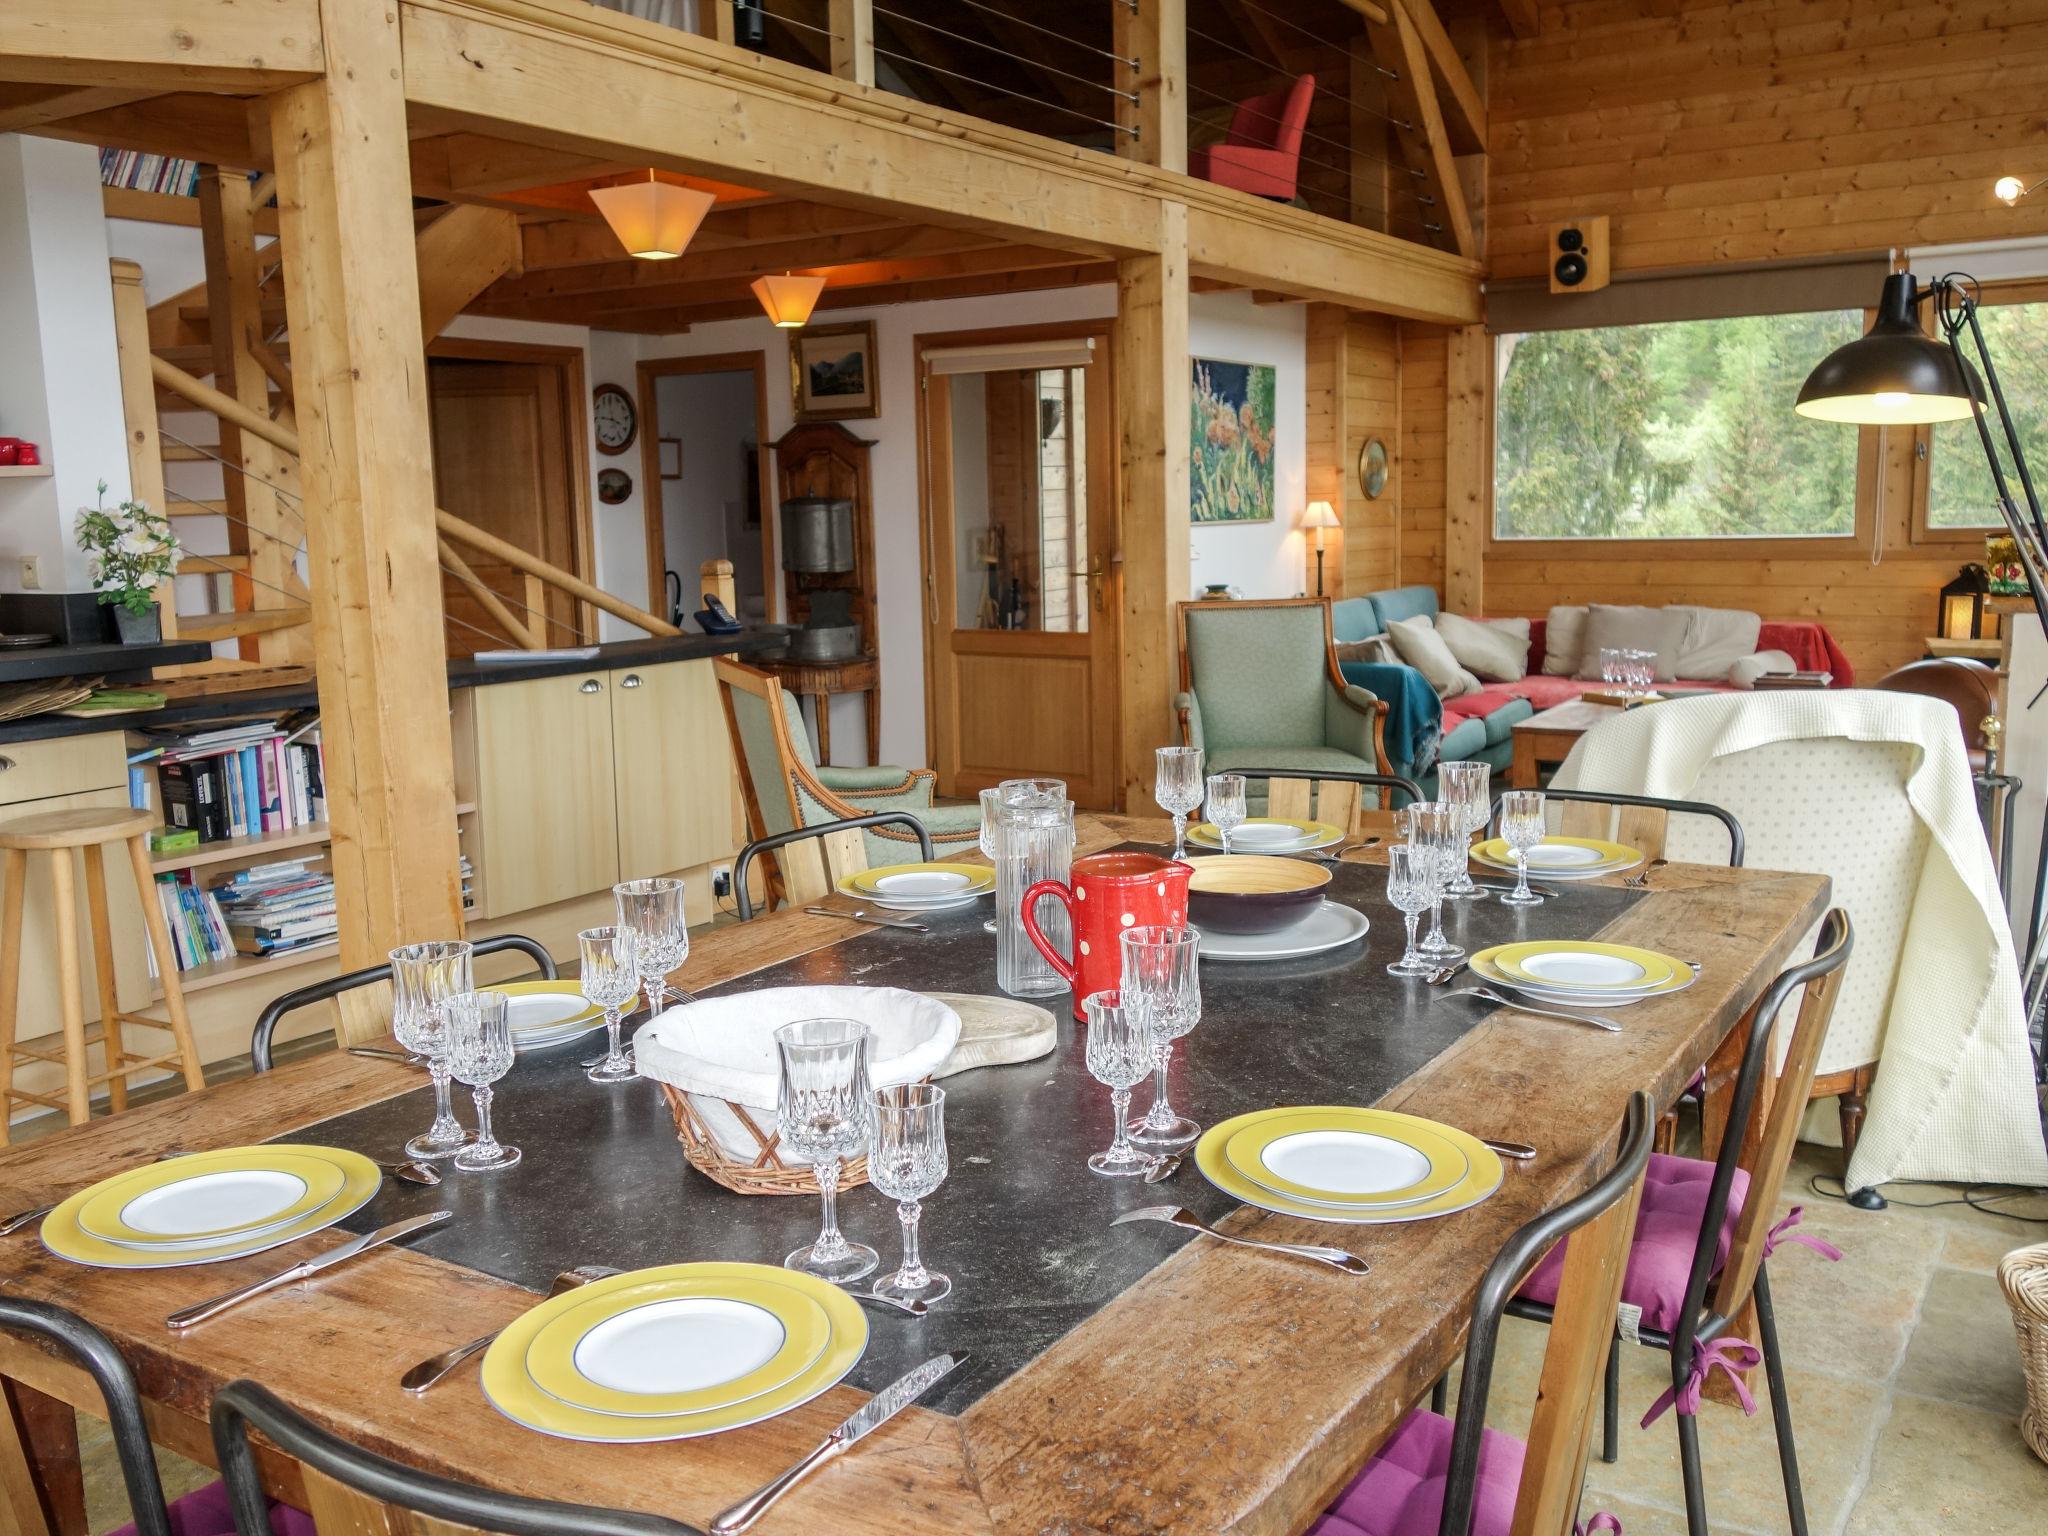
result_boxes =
[0,806,204,1141]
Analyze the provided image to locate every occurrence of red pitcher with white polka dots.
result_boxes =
[1022,852,1193,1020]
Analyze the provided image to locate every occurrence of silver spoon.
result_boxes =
[1481,1139,1538,1161]
[400,1264,620,1393]
[1435,986,1623,1034]
[1143,1151,1184,1184]
[1111,1205,1370,1275]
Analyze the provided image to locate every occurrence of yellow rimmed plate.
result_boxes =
[42,1147,381,1270]
[525,1270,833,1419]
[1469,950,1695,1008]
[1188,818,1343,853]
[841,863,994,903]
[490,980,603,1035]
[77,1146,350,1249]
[1196,1108,1502,1225]
[481,1263,867,1443]
[1222,1107,1472,1210]
[1471,835,1641,879]
[1484,941,1684,993]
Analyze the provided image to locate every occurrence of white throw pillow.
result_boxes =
[1543,605,1587,677]
[1435,612,1531,683]
[1333,634,1399,666]
[1387,615,1481,699]
[1671,606,1763,681]
[1728,650,1800,689]
[1575,604,1692,681]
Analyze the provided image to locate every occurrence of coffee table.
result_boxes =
[1509,698,1626,787]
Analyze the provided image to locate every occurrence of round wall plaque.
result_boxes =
[1358,437,1389,500]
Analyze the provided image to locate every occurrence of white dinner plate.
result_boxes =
[872,870,971,897]
[1195,901,1369,961]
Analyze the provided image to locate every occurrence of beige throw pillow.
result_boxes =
[1333,635,1399,666]
[1387,615,1481,699]
[1671,606,1763,681]
[1575,604,1691,681]
[1435,612,1531,683]
[1543,605,1588,676]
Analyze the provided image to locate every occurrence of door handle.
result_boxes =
[1084,564,1108,614]
[579,679,603,695]
[620,673,643,689]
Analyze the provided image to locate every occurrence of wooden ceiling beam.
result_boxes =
[517,202,908,269]
[600,261,1120,333]
[417,206,524,339]
[1399,0,1486,157]
[1368,3,1474,256]
[1494,0,1541,41]
[27,90,265,168]
[0,0,321,90]
[0,83,157,133]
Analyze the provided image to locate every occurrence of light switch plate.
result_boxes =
[17,556,44,590]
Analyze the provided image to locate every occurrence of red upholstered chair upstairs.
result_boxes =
[1189,74,1315,201]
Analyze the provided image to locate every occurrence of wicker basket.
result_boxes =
[657,1081,873,1197]
[1998,1240,2048,1465]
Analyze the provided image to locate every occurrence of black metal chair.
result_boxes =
[1315,1092,1655,1536]
[1505,910,1854,1535]
[210,1379,704,1535]
[1488,786,1746,868]
[0,1298,172,1536]
[250,935,556,1072]
[732,811,933,920]
[1225,766,1427,818]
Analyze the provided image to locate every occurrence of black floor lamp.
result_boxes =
[1798,270,2048,1052]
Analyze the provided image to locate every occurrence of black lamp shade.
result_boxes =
[1796,272,1985,425]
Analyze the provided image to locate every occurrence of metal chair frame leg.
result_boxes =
[1754,1264,1810,1536]
[1676,1403,1710,1536]
[1600,1327,1620,1463]
[1429,1372,1448,1415]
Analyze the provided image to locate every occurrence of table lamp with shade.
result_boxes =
[1300,500,1340,597]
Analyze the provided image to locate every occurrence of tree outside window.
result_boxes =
[1923,299,2048,531]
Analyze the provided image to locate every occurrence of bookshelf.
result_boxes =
[148,803,476,876]
[152,938,340,998]
[0,465,53,479]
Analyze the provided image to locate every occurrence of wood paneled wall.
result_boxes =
[1487,0,2048,282]
[1397,325,1446,596]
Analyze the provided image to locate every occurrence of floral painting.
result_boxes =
[1190,358,1277,523]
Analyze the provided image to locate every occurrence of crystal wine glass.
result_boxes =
[1154,746,1205,860]
[445,990,519,1173]
[390,940,474,1160]
[1409,802,1465,961]
[1121,925,1202,1150]
[614,877,687,1018]
[867,1082,950,1306]
[1437,760,1490,901]
[775,1018,878,1283]
[577,925,640,1085]
[1385,844,1436,976]
[1082,990,1154,1177]
[1206,772,1248,854]
[1599,646,1621,692]
[1499,789,1547,906]
[1632,649,1656,699]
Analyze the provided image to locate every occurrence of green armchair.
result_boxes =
[715,658,980,879]
[1174,599,1390,795]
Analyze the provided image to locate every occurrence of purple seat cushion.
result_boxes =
[1520,1152,1750,1334]
[110,1480,316,1536]
[1311,1410,1527,1536]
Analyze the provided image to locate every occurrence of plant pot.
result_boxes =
[113,603,162,645]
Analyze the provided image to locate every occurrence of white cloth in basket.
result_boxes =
[632,986,961,1161]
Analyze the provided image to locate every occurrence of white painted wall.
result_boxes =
[654,370,760,616]
[0,135,135,597]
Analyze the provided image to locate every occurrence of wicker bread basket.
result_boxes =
[1997,1240,2048,1464]
[634,986,960,1197]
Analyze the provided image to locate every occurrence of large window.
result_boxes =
[1494,310,1864,541]
[1923,297,2048,531]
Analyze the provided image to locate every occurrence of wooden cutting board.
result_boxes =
[929,991,1059,1078]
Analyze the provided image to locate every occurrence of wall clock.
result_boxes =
[1358,436,1389,500]
[593,383,637,455]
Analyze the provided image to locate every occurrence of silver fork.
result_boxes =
[1111,1205,1370,1274]
[401,1264,621,1392]
[1300,837,1381,865]
[1623,859,1670,889]
[1434,986,1623,1034]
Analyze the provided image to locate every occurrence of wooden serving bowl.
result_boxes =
[1184,854,1331,935]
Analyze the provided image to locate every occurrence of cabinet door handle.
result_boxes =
[620,673,643,689]
[580,679,603,695]
[0,756,14,773]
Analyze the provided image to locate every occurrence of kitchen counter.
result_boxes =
[0,638,213,686]
[0,629,779,745]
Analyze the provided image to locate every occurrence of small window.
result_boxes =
[1922,297,2048,532]
[1494,311,1865,541]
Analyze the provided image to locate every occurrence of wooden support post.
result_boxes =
[198,165,307,664]
[1443,324,1487,614]
[267,0,465,964]
[415,205,522,340]
[694,0,737,46]
[1115,202,1191,810]
[1369,1,1475,257]
[1113,0,1186,173]
[1305,303,1348,600]
[108,259,177,640]
[827,0,874,87]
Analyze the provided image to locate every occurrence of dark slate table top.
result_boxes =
[278,852,1642,1416]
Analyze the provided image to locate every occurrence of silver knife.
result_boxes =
[802,905,929,933]
[165,1210,452,1331]
[708,1353,968,1534]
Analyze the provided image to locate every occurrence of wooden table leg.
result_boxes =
[1510,732,1539,789]
[1697,997,1771,1404]
[2,1376,87,1536]
[814,688,833,766]
[864,685,880,767]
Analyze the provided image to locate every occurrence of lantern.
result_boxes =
[1938,563,1991,640]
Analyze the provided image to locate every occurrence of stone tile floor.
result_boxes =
[47,1128,2048,1532]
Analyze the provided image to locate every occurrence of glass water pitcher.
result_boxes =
[995,787,1074,998]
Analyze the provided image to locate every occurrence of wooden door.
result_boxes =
[609,659,737,880]
[428,359,584,653]
[922,348,1120,808]
[472,673,619,917]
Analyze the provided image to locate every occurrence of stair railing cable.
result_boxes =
[871,5,1141,105]
[1183,20,1413,136]
[945,0,1136,67]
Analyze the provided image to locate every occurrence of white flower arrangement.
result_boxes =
[75,481,180,616]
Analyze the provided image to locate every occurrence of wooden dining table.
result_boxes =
[0,814,1828,1536]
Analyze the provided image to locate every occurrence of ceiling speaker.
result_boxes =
[1548,216,1611,295]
